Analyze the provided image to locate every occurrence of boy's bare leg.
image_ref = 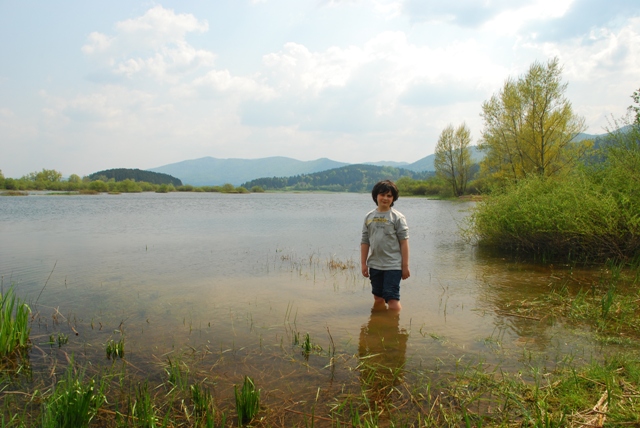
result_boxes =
[387,299,402,311]
[373,295,386,310]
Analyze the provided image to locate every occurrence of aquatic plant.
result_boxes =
[105,338,125,360]
[165,357,189,393]
[48,333,69,348]
[0,287,31,361]
[327,255,356,271]
[41,359,106,428]
[234,376,260,426]
[130,381,158,428]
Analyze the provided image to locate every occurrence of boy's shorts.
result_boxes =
[369,268,402,302]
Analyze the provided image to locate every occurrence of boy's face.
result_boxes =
[376,191,394,211]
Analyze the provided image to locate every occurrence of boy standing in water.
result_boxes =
[360,180,410,311]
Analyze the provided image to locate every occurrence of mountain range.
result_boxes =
[148,127,612,186]
[149,147,484,186]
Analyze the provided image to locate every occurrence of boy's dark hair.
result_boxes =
[371,180,399,206]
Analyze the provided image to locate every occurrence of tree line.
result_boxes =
[0,169,251,194]
[241,164,432,192]
[88,169,182,186]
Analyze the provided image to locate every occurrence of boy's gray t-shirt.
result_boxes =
[361,208,409,270]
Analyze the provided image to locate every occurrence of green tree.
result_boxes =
[221,183,235,193]
[116,179,142,193]
[630,87,640,124]
[26,169,63,182]
[89,180,108,192]
[67,174,82,183]
[479,57,589,183]
[0,170,4,189]
[434,123,472,196]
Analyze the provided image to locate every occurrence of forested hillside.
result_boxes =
[242,164,433,192]
[88,169,182,186]
[149,156,348,186]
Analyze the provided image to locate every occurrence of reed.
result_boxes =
[165,357,189,393]
[327,255,356,271]
[41,359,106,428]
[234,376,260,426]
[4,262,640,426]
[105,338,125,360]
[47,332,69,348]
[190,383,214,418]
[130,381,158,428]
[0,287,31,361]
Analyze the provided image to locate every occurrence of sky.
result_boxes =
[1,0,639,178]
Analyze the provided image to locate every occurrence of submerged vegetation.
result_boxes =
[0,287,31,362]
[2,256,640,426]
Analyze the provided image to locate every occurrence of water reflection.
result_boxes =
[358,305,408,401]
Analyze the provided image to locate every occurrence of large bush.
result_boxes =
[469,119,640,261]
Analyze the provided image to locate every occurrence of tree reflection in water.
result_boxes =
[358,304,409,405]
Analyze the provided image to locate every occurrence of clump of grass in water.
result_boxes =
[47,332,69,348]
[327,255,355,271]
[165,357,189,393]
[190,383,213,417]
[234,376,260,426]
[41,358,107,428]
[0,287,31,362]
[292,330,322,358]
[105,337,125,359]
[129,381,158,428]
[191,382,227,427]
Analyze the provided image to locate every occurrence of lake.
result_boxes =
[0,192,619,411]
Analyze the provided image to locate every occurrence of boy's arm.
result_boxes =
[360,243,370,277]
[400,239,410,280]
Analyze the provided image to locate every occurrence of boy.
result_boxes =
[360,180,410,311]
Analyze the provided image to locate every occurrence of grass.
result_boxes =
[105,338,125,360]
[498,260,640,338]
[1,332,639,426]
[1,258,640,426]
[0,287,31,362]
[41,357,107,428]
[234,376,260,426]
[0,191,29,196]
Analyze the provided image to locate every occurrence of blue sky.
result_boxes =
[1,0,638,178]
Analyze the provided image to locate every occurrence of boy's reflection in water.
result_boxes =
[358,304,409,402]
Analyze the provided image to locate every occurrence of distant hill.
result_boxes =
[89,168,182,186]
[403,146,485,172]
[364,160,410,168]
[149,156,348,186]
[147,131,606,186]
[242,164,433,192]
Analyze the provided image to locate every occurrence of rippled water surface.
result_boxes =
[0,192,615,393]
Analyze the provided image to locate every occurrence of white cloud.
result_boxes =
[179,69,276,101]
[485,0,574,35]
[114,5,208,48]
[82,6,213,83]
[81,32,113,54]
[262,42,366,94]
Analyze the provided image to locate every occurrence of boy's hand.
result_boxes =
[402,266,410,280]
[361,266,369,277]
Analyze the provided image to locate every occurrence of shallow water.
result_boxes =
[0,192,622,399]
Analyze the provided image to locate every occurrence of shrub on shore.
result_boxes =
[468,120,640,262]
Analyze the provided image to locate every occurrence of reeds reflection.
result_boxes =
[358,305,408,403]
